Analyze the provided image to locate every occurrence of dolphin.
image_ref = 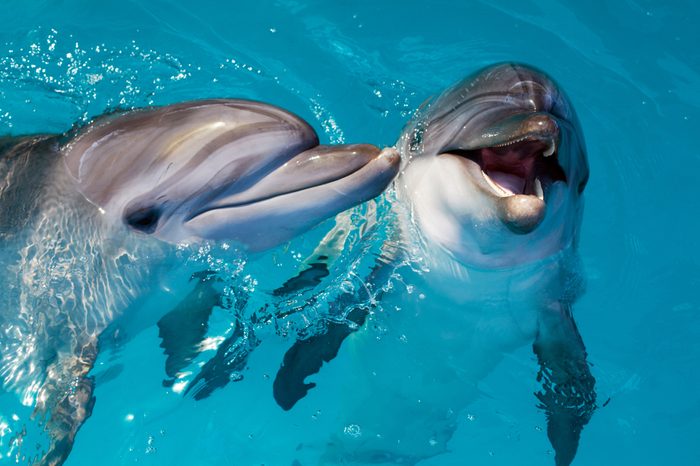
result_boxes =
[272,64,595,466]
[62,99,400,249]
[393,63,595,465]
[0,99,399,465]
[396,63,589,268]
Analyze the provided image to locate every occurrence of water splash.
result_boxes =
[0,28,188,132]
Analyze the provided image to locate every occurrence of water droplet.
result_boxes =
[145,435,156,454]
[340,280,354,293]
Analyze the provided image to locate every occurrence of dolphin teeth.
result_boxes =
[481,170,510,197]
[543,144,555,157]
[534,178,544,200]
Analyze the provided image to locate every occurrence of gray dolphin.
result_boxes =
[63,99,400,249]
[395,63,594,465]
[272,64,595,466]
[397,63,589,268]
[0,99,399,465]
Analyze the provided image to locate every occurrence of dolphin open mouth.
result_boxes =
[441,112,568,202]
[454,137,566,200]
[437,113,569,234]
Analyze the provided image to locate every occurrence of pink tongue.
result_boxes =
[487,171,526,194]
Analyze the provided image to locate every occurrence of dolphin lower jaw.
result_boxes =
[400,155,578,269]
[451,203,577,269]
[441,131,569,235]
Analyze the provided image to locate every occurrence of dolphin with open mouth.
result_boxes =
[271,64,596,466]
[0,99,399,465]
[397,63,589,268]
[393,63,595,464]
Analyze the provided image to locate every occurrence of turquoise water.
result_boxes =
[1,1,699,465]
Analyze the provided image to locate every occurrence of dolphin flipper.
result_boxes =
[273,257,331,297]
[157,271,222,384]
[272,206,366,302]
[533,302,596,466]
[179,214,356,401]
[273,306,368,410]
[155,269,256,398]
[272,240,399,410]
[184,318,259,400]
[35,341,98,466]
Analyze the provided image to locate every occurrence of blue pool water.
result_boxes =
[1,1,699,464]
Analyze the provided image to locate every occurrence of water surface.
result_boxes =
[0,1,698,464]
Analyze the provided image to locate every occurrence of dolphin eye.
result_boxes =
[124,205,161,234]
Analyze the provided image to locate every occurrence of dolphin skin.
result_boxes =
[0,99,399,465]
[273,64,595,466]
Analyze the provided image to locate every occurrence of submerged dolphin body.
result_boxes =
[273,64,595,466]
[393,63,595,465]
[0,100,399,465]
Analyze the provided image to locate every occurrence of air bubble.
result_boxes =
[145,435,156,454]
[343,424,362,438]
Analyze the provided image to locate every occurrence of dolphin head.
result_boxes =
[63,100,399,250]
[398,63,588,268]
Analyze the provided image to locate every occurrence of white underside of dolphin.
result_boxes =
[267,63,596,466]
